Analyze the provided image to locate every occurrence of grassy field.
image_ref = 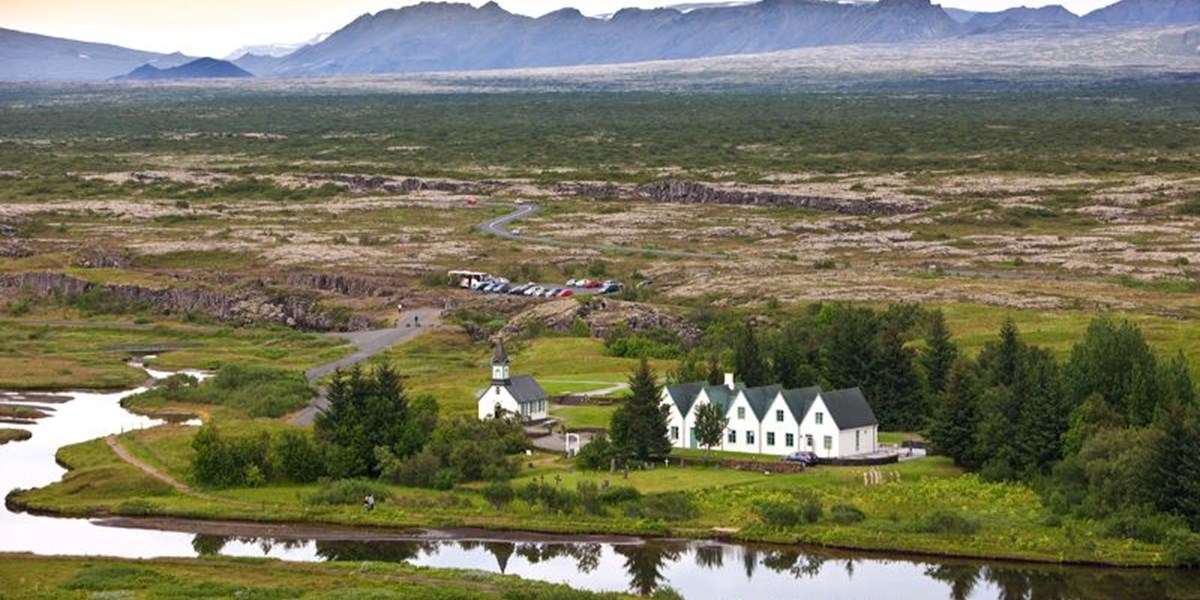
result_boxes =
[13,423,1173,567]
[0,554,635,600]
[0,319,350,390]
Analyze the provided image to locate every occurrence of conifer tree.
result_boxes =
[733,321,769,387]
[920,309,958,396]
[928,359,982,469]
[609,358,672,461]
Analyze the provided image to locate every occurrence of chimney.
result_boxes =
[724,373,735,388]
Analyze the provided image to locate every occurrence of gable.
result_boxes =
[822,387,878,430]
[779,386,821,424]
[664,381,702,418]
[740,384,782,422]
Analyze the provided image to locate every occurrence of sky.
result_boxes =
[3,0,1123,57]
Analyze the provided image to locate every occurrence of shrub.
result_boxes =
[754,501,805,527]
[482,481,515,509]
[381,447,441,488]
[599,485,642,504]
[1103,512,1188,544]
[432,469,460,491]
[624,492,699,522]
[831,503,866,525]
[304,479,393,506]
[575,433,617,470]
[577,480,604,515]
[131,364,312,418]
[1167,531,1200,567]
[813,259,836,270]
[272,430,326,483]
[917,511,980,536]
[190,424,271,488]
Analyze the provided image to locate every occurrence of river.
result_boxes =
[1,369,1197,599]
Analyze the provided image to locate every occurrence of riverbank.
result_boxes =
[8,432,1176,568]
[0,553,639,600]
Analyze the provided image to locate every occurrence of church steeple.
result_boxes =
[491,339,510,385]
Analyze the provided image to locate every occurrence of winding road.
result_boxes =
[289,307,441,426]
[477,202,728,259]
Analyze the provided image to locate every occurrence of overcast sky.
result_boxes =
[5,0,1122,57]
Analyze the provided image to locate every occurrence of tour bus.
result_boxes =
[448,270,491,289]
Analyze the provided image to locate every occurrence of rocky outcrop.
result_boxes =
[308,174,508,196]
[0,272,375,332]
[498,298,702,344]
[634,180,920,216]
[554,179,922,215]
[283,272,398,298]
[73,247,133,269]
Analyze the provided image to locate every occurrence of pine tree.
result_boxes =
[928,359,981,469]
[1013,347,1067,476]
[771,321,821,390]
[991,317,1022,388]
[733,321,769,387]
[1152,405,1200,528]
[920,309,958,396]
[315,364,426,477]
[609,358,672,462]
[822,305,880,391]
[705,355,725,385]
[872,320,925,430]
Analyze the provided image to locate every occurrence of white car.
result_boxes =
[524,286,543,296]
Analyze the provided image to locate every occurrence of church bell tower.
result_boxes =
[491,338,511,385]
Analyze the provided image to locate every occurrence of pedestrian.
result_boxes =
[414,314,420,327]
[364,495,375,511]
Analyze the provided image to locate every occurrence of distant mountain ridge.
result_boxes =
[114,57,253,81]
[2,0,1200,81]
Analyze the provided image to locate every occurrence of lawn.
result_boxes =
[551,403,621,430]
[0,554,634,600]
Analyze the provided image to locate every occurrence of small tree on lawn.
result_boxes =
[693,402,728,462]
[610,358,672,462]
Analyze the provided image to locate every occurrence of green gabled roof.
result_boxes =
[740,384,782,421]
[702,384,737,415]
[664,381,703,417]
[822,387,878,429]
[779,386,822,423]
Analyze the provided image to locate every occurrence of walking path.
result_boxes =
[290,307,442,426]
[105,435,191,493]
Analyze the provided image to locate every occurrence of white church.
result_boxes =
[477,339,549,422]
[661,374,878,459]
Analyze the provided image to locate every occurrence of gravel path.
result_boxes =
[289,308,442,426]
[106,435,191,493]
[477,202,727,259]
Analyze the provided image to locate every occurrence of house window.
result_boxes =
[785,433,795,447]
[746,431,755,445]
[815,412,824,425]
[728,430,737,444]
[775,409,784,422]
[806,434,813,448]
[823,435,832,451]
[737,407,745,419]
[856,429,861,451]
[766,432,775,446]
[671,426,679,440]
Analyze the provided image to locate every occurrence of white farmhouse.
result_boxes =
[477,339,549,422]
[661,374,878,459]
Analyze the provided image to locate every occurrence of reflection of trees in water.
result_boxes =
[694,544,725,570]
[613,543,684,596]
[925,564,981,600]
[759,549,827,579]
[314,540,435,562]
[504,542,603,574]
[482,542,515,574]
[192,533,227,556]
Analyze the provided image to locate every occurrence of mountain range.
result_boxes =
[114,58,253,81]
[2,0,1199,82]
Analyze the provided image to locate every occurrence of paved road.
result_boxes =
[290,307,442,426]
[477,202,728,260]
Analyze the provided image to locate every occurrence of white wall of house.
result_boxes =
[760,394,801,456]
[838,424,877,456]
[798,394,843,459]
[662,394,686,449]
[723,391,761,454]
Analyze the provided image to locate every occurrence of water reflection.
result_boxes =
[172,533,1199,600]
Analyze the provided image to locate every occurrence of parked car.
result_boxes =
[782,451,819,466]
[557,289,574,298]
[566,279,579,287]
[493,283,511,293]
[509,284,529,295]
[580,279,601,288]
[545,287,562,297]
[525,286,544,296]
[598,282,623,294]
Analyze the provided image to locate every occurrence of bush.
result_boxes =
[575,433,617,470]
[917,511,980,536]
[813,259,836,270]
[304,479,393,506]
[1103,511,1188,544]
[272,430,326,483]
[577,480,604,515]
[131,364,312,418]
[1167,531,1200,567]
[190,424,271,488]
[599,485,642,504]
[432,468,461,491]
[830,503,866,525]
[381,447,441,488]
[624,492,699,522]
[482,481,515,509]
[754,491,822,527]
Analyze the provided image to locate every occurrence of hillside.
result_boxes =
[0,27,186,81]
[115,58,254,81]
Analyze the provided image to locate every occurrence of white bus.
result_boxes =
[448,270,491,289]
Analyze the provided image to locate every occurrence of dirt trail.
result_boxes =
[105,435,190,493]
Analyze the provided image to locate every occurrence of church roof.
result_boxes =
[492,338,509,364]
[506,374,547,404]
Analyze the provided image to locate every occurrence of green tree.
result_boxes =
[871,319,925,431]
[706,355,725,385]
[822,305,880,392]
[771,320,821,390]
[1063,318,1159,426]
[693,401,729,461]
[920,309,958,396]
[733,321,769,387]
[666,351,706,385]
[928,359,981,469]
[609,358,672,462]
[314,364,432,478]
[1152,406,1200,528]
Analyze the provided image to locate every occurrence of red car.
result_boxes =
[557,289,574,298]
[581,279,602,288]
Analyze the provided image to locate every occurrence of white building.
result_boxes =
[477,339,549,422]
[661,374,878,459]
